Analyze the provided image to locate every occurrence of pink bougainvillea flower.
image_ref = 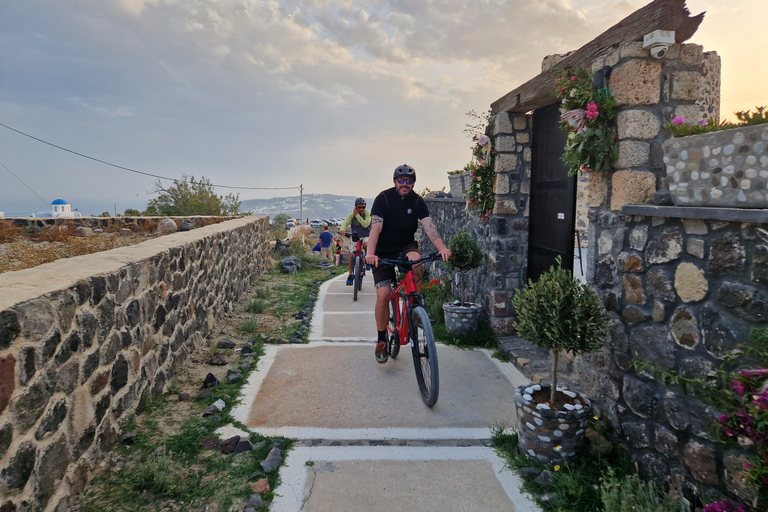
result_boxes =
[732,379,746,395]
[672,116,685,125]
[571,76,577,81]
[585,102,599,120]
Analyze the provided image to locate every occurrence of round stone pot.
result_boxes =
[514,384,592,465]
[442,302,481,334]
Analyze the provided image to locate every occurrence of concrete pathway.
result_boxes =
[221,273,540,511]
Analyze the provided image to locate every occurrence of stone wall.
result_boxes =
[577,42,767,504]
[1,215,235,231]
[580,207,767,504]
[0,216,271,511]
[664,123,768,207]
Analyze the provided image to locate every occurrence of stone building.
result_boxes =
[423,0,766,505]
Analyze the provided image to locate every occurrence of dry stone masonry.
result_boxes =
[665,124,768,207]
[0,216,270,511]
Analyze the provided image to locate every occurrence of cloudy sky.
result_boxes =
[1,0,764,216]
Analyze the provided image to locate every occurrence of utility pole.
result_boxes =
[299,184,303,223]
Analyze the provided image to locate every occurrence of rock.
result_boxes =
[93,228,104,234]
[177,392,191,401]
[248,471,267,482]
[535,470,554,486]
[156,218,177,235]
[289,338,303,344]
[217,339,236,349]
[240,363,251,372]
[178,221,194,232]
[202,399,225,417]
[196,388,213,400]
[241,345,253,355]
[246,494,264,508]
[119,228,132,236]
[120,433,138,445]
[279,256,302,274]
[208,353,229,366]
[201,437,220,450]
[234,440,253,453]
[220,436,240,454]
[202,373,219,388]
[250,478,270,493]
[226,373,243,384]
[520,467,541,480]
[260,446,282,471]
[75,226,93,237]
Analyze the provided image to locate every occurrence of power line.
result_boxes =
[0,158,50,207]
[0,122,300,191]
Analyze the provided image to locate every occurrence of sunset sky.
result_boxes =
[1,0,764,216]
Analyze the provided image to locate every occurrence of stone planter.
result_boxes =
[442,302,481,334]
[514,384,592,465]
[663,124,768,208]
[448,172,466,198]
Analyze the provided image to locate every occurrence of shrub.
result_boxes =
[512,256,608,402]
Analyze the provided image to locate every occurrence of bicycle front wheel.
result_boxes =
[353,255,361,301]
[410,305,439,407]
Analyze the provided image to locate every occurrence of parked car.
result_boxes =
[310,219,324,228]
[285,220,296,228]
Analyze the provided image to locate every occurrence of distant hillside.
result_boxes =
[240,194,372,221]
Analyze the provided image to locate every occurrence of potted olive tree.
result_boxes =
[442,230,484,334]
[511,256,608,465]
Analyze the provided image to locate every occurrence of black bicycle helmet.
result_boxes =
[354,197,366,205]
[393,164,416,180]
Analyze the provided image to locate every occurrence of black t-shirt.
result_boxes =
[370,187,430,257]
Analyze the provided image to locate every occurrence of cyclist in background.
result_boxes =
[340,197,372,286]
[365,165,451,363]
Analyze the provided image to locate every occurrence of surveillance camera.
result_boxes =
[649,44,668,59]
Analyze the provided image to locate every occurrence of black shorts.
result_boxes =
[372,242,419,285]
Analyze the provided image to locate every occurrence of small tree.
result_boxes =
[512,256,608,403]
[146,174,241,216]
[444,230,483,305]
[123,208,141,216]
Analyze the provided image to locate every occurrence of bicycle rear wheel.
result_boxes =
[387,296,400,359]
[410,305,439,407]
[353,255,361,301]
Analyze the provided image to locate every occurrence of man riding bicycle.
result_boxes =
[339,197,371,286]
[365,165,451,363]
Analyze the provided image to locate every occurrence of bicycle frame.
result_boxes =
[386,261,426,347]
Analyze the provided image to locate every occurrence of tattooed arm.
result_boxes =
[365,215,383,267]
[420,217,451,261]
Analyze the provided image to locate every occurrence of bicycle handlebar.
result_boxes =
[343,233,364,242]
[375,252,442,271]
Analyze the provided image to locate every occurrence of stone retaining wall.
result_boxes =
[1,215,236,231]
[0,216,270,511]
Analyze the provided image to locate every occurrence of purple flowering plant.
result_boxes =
[633,327,768,510]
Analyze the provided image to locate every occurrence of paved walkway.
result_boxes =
[220,273,540,511]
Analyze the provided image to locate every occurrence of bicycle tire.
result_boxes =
[387,296,400,359]
[353,255,361,301]
[410,305,439,407]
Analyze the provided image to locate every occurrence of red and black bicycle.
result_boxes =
[378,253,442,407]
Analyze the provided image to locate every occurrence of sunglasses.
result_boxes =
[357,205,366,209]
[397,178,414,185]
